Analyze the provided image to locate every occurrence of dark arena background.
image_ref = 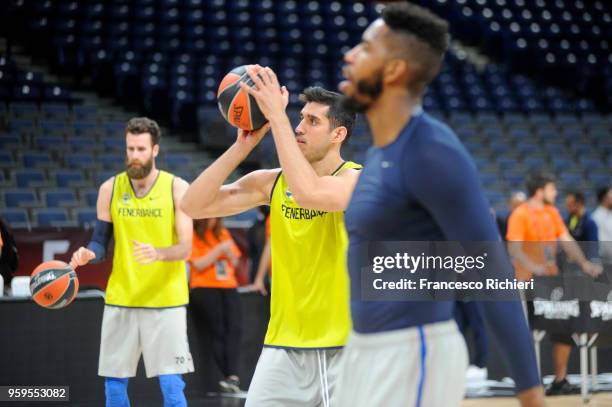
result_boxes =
[0,0,611,406]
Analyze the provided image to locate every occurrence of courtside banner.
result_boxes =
[359,241,612,302]
[11,227,252,289]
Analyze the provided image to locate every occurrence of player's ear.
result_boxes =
[332,126,348,144]
[152,143,160,158]
[384,58,408,85]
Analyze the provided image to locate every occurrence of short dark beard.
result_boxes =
[340,73,383,113]
[125,157,153,180]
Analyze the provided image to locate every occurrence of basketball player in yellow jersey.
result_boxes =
[182,81,361,406]
[70,118,194,407]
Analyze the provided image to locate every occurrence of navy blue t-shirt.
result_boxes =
[345,110,540,392]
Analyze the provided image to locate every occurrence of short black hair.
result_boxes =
[382,3,450,93]
[596,186,612,204]
[526,173,556,197]
[299,86,356,143]
[566,190,585,205]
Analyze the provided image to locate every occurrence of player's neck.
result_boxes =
[527,197,545,209]
[310,151,344,177]
[130,167,159,196]
[366,91,420,147]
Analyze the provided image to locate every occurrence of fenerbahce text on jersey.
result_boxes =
[106,170,188,308]
[266,161,362,349]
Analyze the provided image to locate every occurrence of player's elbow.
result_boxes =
[179,196,197,217]
[180,197,210,219]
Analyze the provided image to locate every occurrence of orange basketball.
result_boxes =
[217,65,267,131]
[30,260,79,309]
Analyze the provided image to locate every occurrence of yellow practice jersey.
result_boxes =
[106,170,188,308]
[266,161,362,348]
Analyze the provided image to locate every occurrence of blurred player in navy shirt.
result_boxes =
[332,3,546,406]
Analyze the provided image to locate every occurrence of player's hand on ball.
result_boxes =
[132,240,160,264]
[240,65,287,120]
[237,122,271,148]
[70,247,96,269]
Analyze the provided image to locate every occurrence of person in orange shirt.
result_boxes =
[188,217,242,393]
[506,173,601,396]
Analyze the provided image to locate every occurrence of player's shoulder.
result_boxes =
[335,161,362,177]
[403,112,471,169]
[99,175,116,193]
[405,112,461,150]
[544,204,563,217]
[248,168,282,186]
[510,203,529,219]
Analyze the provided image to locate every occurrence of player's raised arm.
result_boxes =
[241,65,360,212]
[180,124,278,219]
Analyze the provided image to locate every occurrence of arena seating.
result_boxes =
[0,1,610,228]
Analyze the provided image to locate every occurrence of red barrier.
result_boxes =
[13,228,112,290]
[12,227,251,290]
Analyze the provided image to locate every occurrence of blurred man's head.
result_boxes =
[596,187,612,210]
[508,191,527,212]
[124,117,161,180]
[565,191,585,216]
[526,173,557,205]
[340,3,449,112]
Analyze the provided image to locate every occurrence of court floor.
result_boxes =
[462,393,612,407]
[58,392,612,406]
[181,393,612,407]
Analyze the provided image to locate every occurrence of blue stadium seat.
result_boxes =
[73,120,98,137]
[13,169,46,187]
[95,170,115,186]
[164,153,190,170]
[34,136,66,151]
[0,150,15,169]
[589,172,610,188]
[73,106,98,121]
[0,133,21,149]
[3,188,39,207]
[9,102,39,119]
[103,138,125,151]
[82,188,98,207]
[559,173,583,188]
[53,169,86,187]
[65,153,98,169]
[22,151,53,168]
[75,208,97,227]
[98,153,122,170]
[0,208,29,228]
[41,103,70,120]
[68,137,97,151]
[42,189,78,207]
[33,208,69,226]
